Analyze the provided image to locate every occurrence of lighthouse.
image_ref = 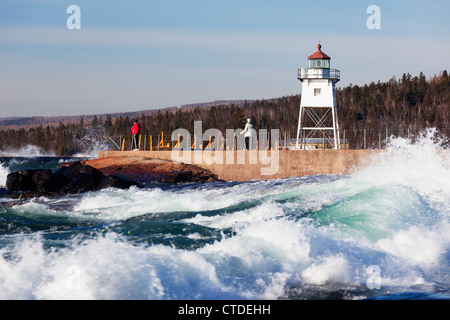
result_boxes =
[296,44,341,149]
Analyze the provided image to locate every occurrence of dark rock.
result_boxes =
[96,175,140,190]
[160,170,193,183]
[54,162,110,195]
[206,176,220,183]
[56,161,104,180]
[31,169,53,192]
[41,172,72,192]
[0,187,10,194]
[175,171,193,183]
[159,173,176,183]
[4,158,192,199]
[54,161,81,178]
[31,169,72,193]
[6,170,37,191]
[156,170,223,184]
[59,174,104,195]
[192,171,222,183]
[0,187,17,197]
[6,169,73,193]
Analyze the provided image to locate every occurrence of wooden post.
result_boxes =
[174,133,181,149]
[378,131,381,149]
[191,134,196,149]
[364,129,366,150]
[385,128,388,148]
[343,130,346,150]
[323,132,325,150]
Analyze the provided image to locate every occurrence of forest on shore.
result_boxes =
[0,70,449,156]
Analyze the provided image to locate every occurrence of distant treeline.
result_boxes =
[0,71,448,156]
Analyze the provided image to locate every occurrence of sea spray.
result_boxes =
[0,129,448,300]
[0,163,9,188]
[351,128,450,205]
[0,145,56,157]
[0,124,106,159]
[73,124,107,158]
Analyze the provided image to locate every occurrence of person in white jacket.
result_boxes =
[241,118,256,150]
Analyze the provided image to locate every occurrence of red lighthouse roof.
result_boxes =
[308,44,331,60]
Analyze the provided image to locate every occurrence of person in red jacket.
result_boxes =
[131,120,140,150]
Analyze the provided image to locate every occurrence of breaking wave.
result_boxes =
[0,129,449,300]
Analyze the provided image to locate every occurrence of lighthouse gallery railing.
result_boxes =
[297,68,340,81]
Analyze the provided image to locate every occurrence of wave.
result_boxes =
[0,145,56,158]
[0,129,449,299]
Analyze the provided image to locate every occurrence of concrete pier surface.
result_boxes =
[98,149,382,182]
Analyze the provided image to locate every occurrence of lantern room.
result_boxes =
[307,44,331,69]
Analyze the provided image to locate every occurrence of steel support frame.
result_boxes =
[296,105,340,149]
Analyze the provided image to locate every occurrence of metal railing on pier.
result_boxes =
[106,127,448,152]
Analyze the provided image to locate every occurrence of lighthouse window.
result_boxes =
[309,59,329,68]
[314,88,321,95]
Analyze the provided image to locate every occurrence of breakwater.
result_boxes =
[98,149,381,181]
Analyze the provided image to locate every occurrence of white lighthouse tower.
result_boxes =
[296,44,341,149]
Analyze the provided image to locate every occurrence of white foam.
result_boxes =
[73,183,261,221]
[0,145,56,157]
[0,233,233,300]
[301,254,351,285]
[0,129,448,299]
[184,201,285,230]
[0,163,9,188]
[376,224,449,267]
[197,216,312,299]
[352,128,450,207]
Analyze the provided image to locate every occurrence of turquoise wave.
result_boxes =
[308,184,438,242]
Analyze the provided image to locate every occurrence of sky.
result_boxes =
[0,0,449,117]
